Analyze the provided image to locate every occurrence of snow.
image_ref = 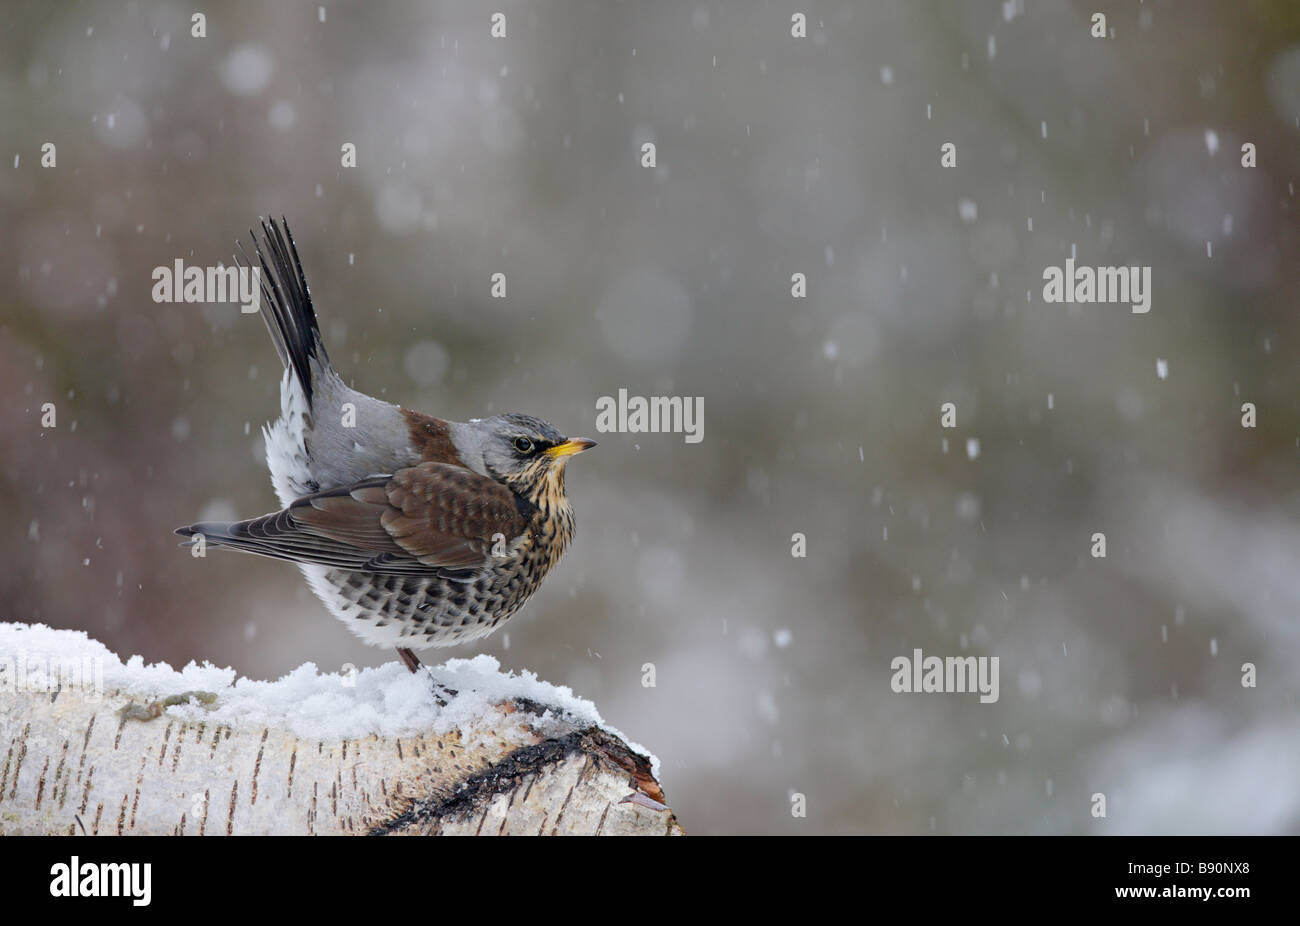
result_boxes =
[0,623,657,774]
[402,339,450,386]
[269,101,296,131]
[221,45,274,97]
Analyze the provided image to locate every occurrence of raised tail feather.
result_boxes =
[236,216,329,403]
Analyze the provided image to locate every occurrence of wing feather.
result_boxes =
[175,463,529,577]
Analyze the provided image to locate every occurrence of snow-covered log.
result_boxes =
[0,624,680,836]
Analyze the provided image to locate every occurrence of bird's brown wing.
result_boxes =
[178,462,530,576]
[375,463,530,567]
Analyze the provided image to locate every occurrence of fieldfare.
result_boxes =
[176,218,594,672]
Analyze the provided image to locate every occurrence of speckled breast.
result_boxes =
[318,505,574,649]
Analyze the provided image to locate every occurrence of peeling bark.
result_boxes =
[0,641,681,836]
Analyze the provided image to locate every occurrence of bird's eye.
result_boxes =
[513,436,535,454]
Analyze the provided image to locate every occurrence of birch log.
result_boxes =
[0,624,681,835]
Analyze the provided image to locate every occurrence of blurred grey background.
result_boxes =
[3,0,1299,834]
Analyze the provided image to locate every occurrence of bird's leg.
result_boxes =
[396,646,458,707]
[396,647,421,673]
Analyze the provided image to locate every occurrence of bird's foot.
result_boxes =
[396,647,458,707]
[396,647,421,673]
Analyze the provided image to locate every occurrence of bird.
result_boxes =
[176,217,595,674]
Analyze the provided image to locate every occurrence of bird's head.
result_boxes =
[471,413,595,502]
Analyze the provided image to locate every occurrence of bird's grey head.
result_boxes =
[452,413,595,497]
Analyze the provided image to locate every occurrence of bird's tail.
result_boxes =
[237,217,332,404]
[175,519,295,563]
[174,516,336,568]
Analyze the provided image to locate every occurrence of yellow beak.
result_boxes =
[545,438,597,458]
